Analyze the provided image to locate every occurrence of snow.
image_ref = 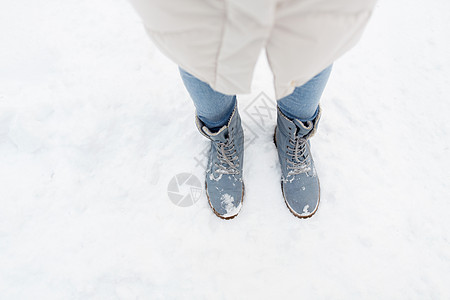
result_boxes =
[209,172,223,182]
[220,193,240,218]
[1,0,450,299]
[302,205,310,215]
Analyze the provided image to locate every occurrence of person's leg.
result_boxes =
[273,65,331,219]
[179,67,236,131]
[277,65,332,121]
[179,67,244,219]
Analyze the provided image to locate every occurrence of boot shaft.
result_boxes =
[276,105,321,140]
[195,102,244,155]
[275,105,321,178]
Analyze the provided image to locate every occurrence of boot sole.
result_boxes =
[205,181,245,220]
[273,126,320,219]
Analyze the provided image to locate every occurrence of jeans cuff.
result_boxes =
[277,104,319,122]
[198,96,237,129]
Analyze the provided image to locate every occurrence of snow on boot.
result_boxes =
[273,105,321,218]
[195,103,244,219]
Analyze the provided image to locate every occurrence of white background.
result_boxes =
[1,0,449,299]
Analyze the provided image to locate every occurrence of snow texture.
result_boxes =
[1,0,450,299]
[220,193,240,218]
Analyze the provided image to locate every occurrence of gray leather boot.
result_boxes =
[195,103,244,219]
[273,105,321,218]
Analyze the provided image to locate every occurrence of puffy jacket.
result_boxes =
[129,0,376,99]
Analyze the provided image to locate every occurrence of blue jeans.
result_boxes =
[179,65,332,130]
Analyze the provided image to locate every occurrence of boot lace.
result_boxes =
[214,134,240,175]
[286,135,311,175]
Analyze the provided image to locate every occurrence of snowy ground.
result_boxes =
[1,0,449,299]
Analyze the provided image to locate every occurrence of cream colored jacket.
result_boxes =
[129,0,376,99]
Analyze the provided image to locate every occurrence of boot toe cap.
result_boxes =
[206,180,244,219]
[282,179,319,218]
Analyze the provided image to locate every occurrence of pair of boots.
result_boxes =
[195,102,321,219]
